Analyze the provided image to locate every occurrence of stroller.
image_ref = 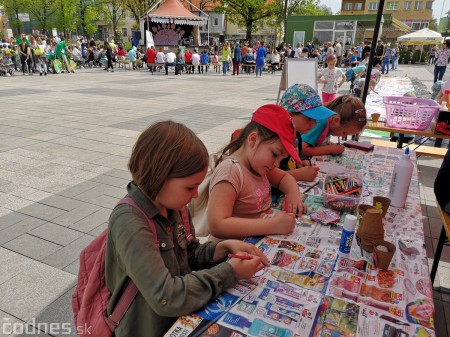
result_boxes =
[345,68,357,93]
[345,64,366,94]
[0,52,15,76]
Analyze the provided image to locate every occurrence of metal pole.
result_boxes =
[361,0,386,105]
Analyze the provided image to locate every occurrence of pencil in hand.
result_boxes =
[227,254,252,260]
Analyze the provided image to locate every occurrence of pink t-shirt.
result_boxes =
[209,158,272,218]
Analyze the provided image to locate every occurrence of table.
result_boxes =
[365,120,450,148]
[165,147,435,337]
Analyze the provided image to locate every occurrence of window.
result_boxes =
[412,22,421,29]
[214,18,219,26]
[386,1,398,10]
[404,1,412,9]
[426,1,432,9]
[314,21,334,29]
[369,2,379,10]
[335,21,355,30]
[344,2,352,10]
[415,1,422,9]
[354,3,363,10]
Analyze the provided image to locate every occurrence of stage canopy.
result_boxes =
[397,28,444,45]
[142,0,206,26]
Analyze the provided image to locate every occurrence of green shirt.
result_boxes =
[55,41,66,56]
[105,182,237,337]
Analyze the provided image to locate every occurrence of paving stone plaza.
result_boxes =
[0,65,449,336]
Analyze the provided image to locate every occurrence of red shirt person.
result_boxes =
[145,47,157,63]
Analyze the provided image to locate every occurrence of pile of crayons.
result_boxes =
[324,176,362,212]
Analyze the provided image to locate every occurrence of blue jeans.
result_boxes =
[434,65,447,83]
[222,61,228,74]
[381,60,390,74]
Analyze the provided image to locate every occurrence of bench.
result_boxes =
[430,203,450,283]
[241,64,256,74]
[146,62,164,74]
[116,58,131,71]
[370,139,447,158]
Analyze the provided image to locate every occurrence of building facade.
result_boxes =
[340,0,433,31]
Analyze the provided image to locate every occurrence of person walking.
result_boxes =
[232,44,242,75]
[221,42,232,75]
[255,40,267,78]
[103,41,114,72]
[434,40,450,83]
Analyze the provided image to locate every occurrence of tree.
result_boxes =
[122,0,158,25]
[24,0,57,35]
[2,0,28,34]
[277,0,327,42]
[214,0,278,42]
[77,0,102,37]
[54,0,77,36]
[428,17,438,32]
[101,0,126,42]
[185,0,214,12]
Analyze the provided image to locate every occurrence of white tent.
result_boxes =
[397,28,443,45]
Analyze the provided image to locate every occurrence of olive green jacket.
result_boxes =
[105,182,237,336]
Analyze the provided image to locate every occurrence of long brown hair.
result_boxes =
[128,121,209,199]
[214,121,278,169]
[325,95,367,129]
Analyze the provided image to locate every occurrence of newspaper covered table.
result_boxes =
[164,147,434,337]
[364,77,415,121]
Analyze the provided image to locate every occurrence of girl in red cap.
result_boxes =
[205,104,307,241]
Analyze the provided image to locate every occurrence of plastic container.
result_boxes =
[389,147,413,208]
[339,214,358,254]
[445,90,450,110]
[383,96,440,131]
[323,172,363,212]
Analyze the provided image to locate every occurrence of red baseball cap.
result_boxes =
[252,104,301,163]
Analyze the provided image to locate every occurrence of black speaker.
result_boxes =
[219,35,225,43]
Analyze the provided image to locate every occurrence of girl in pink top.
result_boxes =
[207,104,307,241]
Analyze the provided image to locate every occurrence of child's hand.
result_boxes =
[271,211,296,234]
[222,240,270,266]
[283,193,307,215]
[228,253,266,279]
[299,166,319,181]
[329,144,345,154]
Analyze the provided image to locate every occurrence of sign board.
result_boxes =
[277,58,318,103]
[18,13,30,22]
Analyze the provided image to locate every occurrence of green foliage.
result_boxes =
[77,0,102,37]
[214,0,278,41]
[2,0,28,33]
[122,0,159,25]
[399,50,410,64]
[54,0,77,35]
[24,0,57,34]
[124,41,132,51]
[101,0,126,42]
[411,50,420,63]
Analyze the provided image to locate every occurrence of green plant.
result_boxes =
[420,51,428,63]
[399,51,410,64]
[411,50,421,64]
[124,41,132,51]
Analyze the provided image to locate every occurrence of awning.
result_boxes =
[390,18,412,33]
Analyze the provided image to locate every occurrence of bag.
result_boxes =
[34,47,43,56]
[190,158,243,237]
[72,196,192,337]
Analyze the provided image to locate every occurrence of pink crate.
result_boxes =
[383,96,440,131]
